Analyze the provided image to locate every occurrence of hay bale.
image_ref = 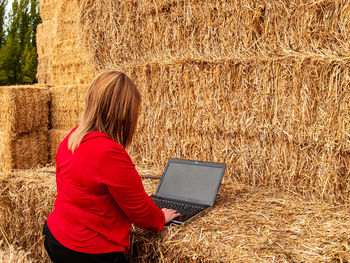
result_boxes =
[49,85,87,130]
[38,0,61,22]
[0,86,49,134]
[50,39,94,85]
[0,246,33,263]
[36,56,52,85]
[12,131,49,169]
[0,133,12,172]
[48,129,69,162]
[0,170,349,262]
[0,86,50,172]
[123,58,350,204]
[36,0,95,85]
[36,20,56,84]
[79,0,350,70]
[41,58,350,203]
[74,0,350,203]
[36,21,55,58]
[36,3,58,85]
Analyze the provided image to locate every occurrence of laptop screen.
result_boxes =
[155,159,226,206]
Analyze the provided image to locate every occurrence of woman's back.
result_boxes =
[48,128,164,254]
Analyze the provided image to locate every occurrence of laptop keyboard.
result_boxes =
[151,197,203,217]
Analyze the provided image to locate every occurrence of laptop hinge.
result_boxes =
[152,194,210,208]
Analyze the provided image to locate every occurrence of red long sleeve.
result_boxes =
[100,147,165,231]
[47,129,165,254]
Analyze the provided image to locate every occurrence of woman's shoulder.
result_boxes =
[82,131,130,158]
[82,132,123,150]
[95,138,134,170]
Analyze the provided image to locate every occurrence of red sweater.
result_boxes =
[47,129,165,254]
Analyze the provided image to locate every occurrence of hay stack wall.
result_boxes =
[36,0,95,85]
[36,0,350,204]
[37,0,94,157]
[0,86,50,172]
[49,85,87,159]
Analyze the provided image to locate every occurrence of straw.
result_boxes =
[0,86,50,172]
[0,169,349,262]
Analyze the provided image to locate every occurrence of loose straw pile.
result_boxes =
[0,244,33,263]
[0,170,349,262]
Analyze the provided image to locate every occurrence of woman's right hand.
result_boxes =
[162,208,181,224]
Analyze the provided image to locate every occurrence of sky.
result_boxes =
[4,0,14,25]
[6,0,14,11]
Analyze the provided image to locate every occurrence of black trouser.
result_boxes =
[43,221,128,263]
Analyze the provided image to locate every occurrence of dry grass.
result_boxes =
[48,84,88,161]
[32,0,350,203]
[12,131,49,169]
[0,169,349,262]
[36,20,55,84]
[0,171,55,262]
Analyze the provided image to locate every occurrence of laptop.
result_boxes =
[151,158,226,225]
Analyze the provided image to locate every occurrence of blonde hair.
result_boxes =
[68,71,141,152]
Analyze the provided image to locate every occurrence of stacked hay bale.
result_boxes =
[49,85,87,160]
[0,86,50,172]
[35,0,56,84]
[77,0,350,204]
[122,59,350,204]
[37,0,95,159]
[36,0,95,85]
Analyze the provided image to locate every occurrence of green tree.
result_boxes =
[29,0,40,48]
[0,0,41,85]
[0,35,21,84]
[0,0,21,84]
[21,35,37,83]
[18,0,30,49]
[7,0,20,39]
[22,0,40,83]
[0,0,8,47]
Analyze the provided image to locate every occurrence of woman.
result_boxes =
[43,71,180,263]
